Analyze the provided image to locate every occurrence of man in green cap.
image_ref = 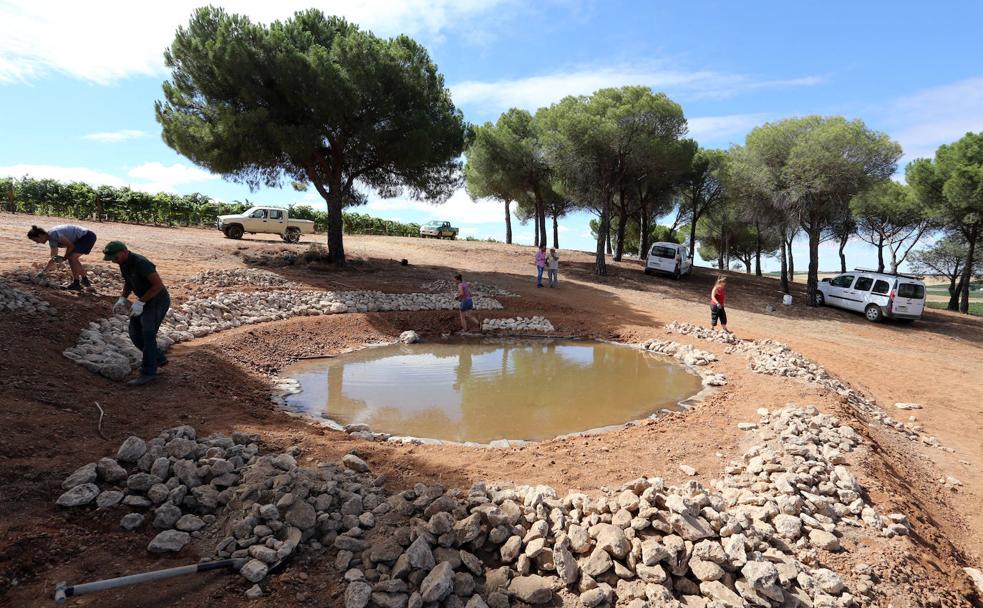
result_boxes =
[103,241,170,386]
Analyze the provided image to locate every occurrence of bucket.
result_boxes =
[782,294,793,306]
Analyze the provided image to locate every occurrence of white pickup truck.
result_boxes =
[216,206,316,243]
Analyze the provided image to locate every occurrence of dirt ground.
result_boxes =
[1,213,981,607]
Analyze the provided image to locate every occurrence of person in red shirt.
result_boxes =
[710,276,729,332]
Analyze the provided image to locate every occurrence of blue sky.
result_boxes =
[2,0,981,271]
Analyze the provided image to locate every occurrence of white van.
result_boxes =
[816,269,926,322]
[644,242,692,279]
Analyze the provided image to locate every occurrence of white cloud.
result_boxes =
[126,162,218,193]
[0,161,218,193]
[885,76,983,164]
[82,129,146,143]
[0,0,506,84]
[687,113,769,146]
[450,66,821,117]
[0,164,125,186]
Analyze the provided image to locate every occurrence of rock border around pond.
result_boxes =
[63,289,505,381]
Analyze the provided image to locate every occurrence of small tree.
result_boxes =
[907,131,983,313]
[909,234,981,310]
[464,121,523,244]
[850,181,932,273]
[156,8,467,265]
[538,87,687,275]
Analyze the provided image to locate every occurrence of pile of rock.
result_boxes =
[323,404,902,608]
[0,281,52,315]
[725,338,939,446]
[215,451,385,592]
[64,290,504,380]
[640,339,717,367]
[481,317,555,333]
[422,280,517,298]
[183,268,303,290]
[56,426,260,554]
[9,263,119,290]
[662,322,942,449]
[665,322,740,345]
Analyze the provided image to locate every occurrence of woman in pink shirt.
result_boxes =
[535,245,547,288]
[710,276,728,332]
[454,273,481,332]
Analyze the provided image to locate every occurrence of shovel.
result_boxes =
[53,558,244,604]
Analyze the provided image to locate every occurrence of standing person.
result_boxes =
[27,224,97,290]
[710,276,729,332]
[103,241,171,386]
[547,248,560,288]
[454,273,481,333]
[535,245,547,288]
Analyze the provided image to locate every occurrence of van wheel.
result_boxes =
[815,292,825,306]
[283,228,301,243]
[225,224,244,240]
[644,268,652,276]
[864,304,883,322]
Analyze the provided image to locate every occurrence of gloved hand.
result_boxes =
[129,300,145,317]
[51,255,65,263]
[113,297,128,315]
[35,271,46,281]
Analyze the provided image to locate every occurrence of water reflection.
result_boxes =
[284,339,703,443]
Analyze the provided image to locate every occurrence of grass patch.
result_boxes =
[926,301,983,316]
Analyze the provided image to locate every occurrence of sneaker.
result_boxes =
[64,281,82,291]
[80,276,91,287]
[127,375,156,386]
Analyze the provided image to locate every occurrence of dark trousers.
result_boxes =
[129,289,170,377]
[710,304,727,327]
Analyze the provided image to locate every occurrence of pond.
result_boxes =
[281,338,704,444]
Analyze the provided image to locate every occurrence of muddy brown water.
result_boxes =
[282,338,704,443]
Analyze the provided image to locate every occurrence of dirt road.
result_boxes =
[1,213,981,606]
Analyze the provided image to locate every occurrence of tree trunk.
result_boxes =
[538,206,547,249]
[948,271,963,311]
[605,224,613,256]
[326,190,346,265]
[743,258,751,274]
[959,224,979,314]
[779,237,789,294]
[688,210,698,259]
[533,220,539,248]
[754,224,762,277]
[639,203,651,261]
[594,206,609,276]
[614,201,627,262]
[504,200,512,244]
[888,243,898,274]
[806,224,820,306]
[552,213,559,249]
[786,235,795,283]
[839,233,848,273]
[877,235,884,273]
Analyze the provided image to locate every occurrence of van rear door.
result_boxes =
[892,281,926,317]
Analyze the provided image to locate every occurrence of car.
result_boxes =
[216,206,315,243]
[816,269,926,322]
[644,242,692,279]
[419,221,459,239]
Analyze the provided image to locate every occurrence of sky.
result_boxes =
[2,0,982,271]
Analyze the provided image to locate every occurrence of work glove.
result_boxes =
[51,255,65,263]
[113,297,128,315]
[129,300,145,317]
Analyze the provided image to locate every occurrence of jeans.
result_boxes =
[547,269,557,287]
[129,289,170,377]
[536,266,544,287]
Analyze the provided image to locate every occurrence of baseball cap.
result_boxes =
[102,240,127,261]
